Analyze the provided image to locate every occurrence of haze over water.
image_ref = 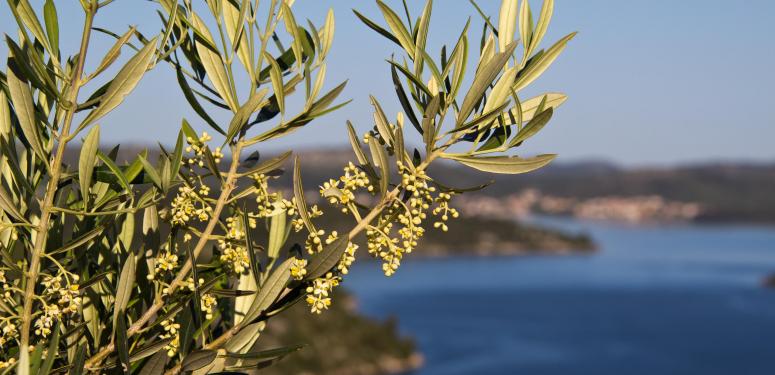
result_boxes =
[346,218,775,375]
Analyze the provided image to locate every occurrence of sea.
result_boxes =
[345,217,775,375]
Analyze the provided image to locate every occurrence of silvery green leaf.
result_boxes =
[370,96,393,146]
[97,151,131,195]
[242,258,293,323]
[222,344,303,360]
[482,66,517,115]
[128,338,173,363]
[91,27,136,79]
[224,321,266,354]
[42,0,58,58]
[116,315,129,374]
[225,88,268,143]
[235,268,257,326]
[353,9,401,47]
[458,41,517,126]
[81,37,159,129]
[0,183,24,222]
[113,254,136,330]
[514,32,576,91]
[305,236,348,280]
[376,0,416,58]
[266,52,285,115]
[498,0,518,52]
[443,153,556,174]
[422,95,441,155]
[191,13,238,111]
[346,121,369,165]
[138,155,162,189]
[321,9,335,59]
[519,0,533,49]
[281,3,305,69]
[293,156,316,233]
[176,69,226,135]
[12,0,52,55]
[223,0,253,79]
[505,92,566,124]
[7,63,47,162]
[267,212,286,261]
[368,136,389,198]
[509,107,553,147]
[0,91,10,138]
[239,150,291,177]
[308,63,327,106]
[530,0,554,54]
[413,0,433,75]
[391,65,422,134]
[78,125,100,207]
[307,80,347,117]
[181,350,217,372]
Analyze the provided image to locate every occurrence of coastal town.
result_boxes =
[455,189,702,223]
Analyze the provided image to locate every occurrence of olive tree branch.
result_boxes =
[18,2,97,370]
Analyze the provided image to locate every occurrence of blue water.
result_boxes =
[345,218,775,375]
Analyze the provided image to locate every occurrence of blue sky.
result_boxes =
[1,0,774,166]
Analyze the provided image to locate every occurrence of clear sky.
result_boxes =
[1,0,774,166]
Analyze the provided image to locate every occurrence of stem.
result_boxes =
[17,3,97,371]
[84,142,245,369]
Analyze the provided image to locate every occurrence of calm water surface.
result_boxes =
[345,218,775,375]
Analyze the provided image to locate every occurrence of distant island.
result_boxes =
[256,289,422,375]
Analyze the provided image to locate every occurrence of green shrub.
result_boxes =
[0,0,573,373]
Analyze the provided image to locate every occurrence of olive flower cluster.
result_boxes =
[0,269,17,356]
[32,274,81,338]
[364,161,459,276]
[160,319,181,357]
[319,162,374,213]
[305,272,340,314]
[219,216,250,274]
[170,185,213,226]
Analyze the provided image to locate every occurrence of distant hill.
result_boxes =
[62,146,775,223]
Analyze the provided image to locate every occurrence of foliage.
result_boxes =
[0,0,573,373]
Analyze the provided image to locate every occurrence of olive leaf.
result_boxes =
[292,157,317,236]
[529,0,554,55]
[242,258,293,323]
[225,88,268,143]
[498,0,518,52]
[113,254,136,330]
[181,350,218,372]
[443,153,557,174]
[6,62,47,162]
[320,9,335,59]
[457,41,517,126]
[305,236,348,280]
[79,125,100,207]
[505,92,566,124]
[81,37,159,129]
[376,0,416,58]
[368,136,390,198]
[191,12,238,111]
[514,32,576,91]
[224,322,266,354]
[509,107,553,147]
[346,121,369,165]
